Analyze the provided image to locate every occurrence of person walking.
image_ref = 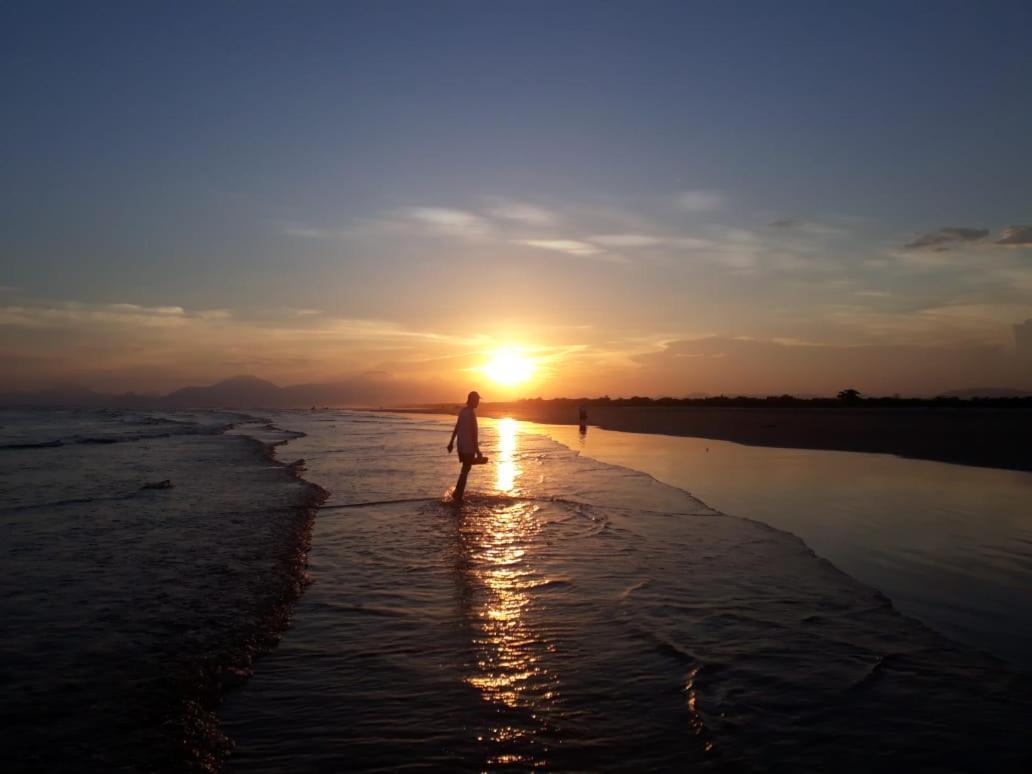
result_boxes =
[447,391,484,502]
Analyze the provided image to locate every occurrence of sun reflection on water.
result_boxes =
[494,417,520,493]
[458,417,557,767]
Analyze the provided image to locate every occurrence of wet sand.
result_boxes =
[398,404,1032,472]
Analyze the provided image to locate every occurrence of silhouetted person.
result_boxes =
[447,391,485,502]
[578,404,588,434]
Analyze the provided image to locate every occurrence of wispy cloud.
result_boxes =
[109,303,184,316]
[521,239,602,256]
[995,225,1032,246]
[485,200,557,227]
[589,233,663,248]
[903,227,988,251]
[0,302,193,329]
[0,295,495,392]
[519,239,629,263]
[399,207,491,239]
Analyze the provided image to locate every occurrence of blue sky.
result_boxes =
[2,1,1031,396]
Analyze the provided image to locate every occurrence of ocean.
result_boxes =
[533,423,1032,670]
[1,408,1030,772]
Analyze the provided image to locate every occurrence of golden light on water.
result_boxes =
[458,417,554,767]
[482,347,536,387]
[495,417,520,493]
[463,497,552,766]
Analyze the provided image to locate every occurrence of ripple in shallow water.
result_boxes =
[221,412,1032,772]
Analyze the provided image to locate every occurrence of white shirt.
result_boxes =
[455,406,478,455]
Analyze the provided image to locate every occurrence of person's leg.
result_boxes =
[454,460,473,501]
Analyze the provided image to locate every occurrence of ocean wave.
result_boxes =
[1,409,329,772]
[0,438,64,449]
[218,409,1032,772]
[0,424,233,451]
[0,492,141,514]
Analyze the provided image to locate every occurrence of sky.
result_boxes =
[2,0,1031,399]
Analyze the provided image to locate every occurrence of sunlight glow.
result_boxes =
[482,348,536,387]
[495,417,520,492]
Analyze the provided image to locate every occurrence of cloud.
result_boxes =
[674,190,724,212]
[769,218,800,228]
[520,239,603,256]
[398,207,490,238]
[995,226,1032,246]
[903,227,988,250]
[486,201,557,226]
[0,295,491,392]
[589,233,663,247]
[107,304,184,316]
[0,302,197,329]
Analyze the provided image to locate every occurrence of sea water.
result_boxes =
[0,408,325,770]
[536,423,1032,670]
[220,411,1032,773]
[3,408,1031,771]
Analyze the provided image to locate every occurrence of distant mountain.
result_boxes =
[940,387,1032,398]
[162,375,284,408]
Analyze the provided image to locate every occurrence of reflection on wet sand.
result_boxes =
[457,418,558,768]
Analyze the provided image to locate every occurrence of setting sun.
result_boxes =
[482,348,536,387]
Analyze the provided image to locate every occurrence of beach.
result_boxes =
[8,4,1032,771]
[451,403,1032,472]
[222,411,1032,772]
[4,408,1032,771]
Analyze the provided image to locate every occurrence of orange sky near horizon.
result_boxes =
[1,296,1030,399]
[3,5,1032,400]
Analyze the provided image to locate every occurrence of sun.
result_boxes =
[482,348,536,387]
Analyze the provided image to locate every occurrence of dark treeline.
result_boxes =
[510,394,1032,409]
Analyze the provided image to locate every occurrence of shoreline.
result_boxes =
[386,404,1032,472]
[175,420,330,770]
[0,411,331,772]
[218,409,1032,771]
